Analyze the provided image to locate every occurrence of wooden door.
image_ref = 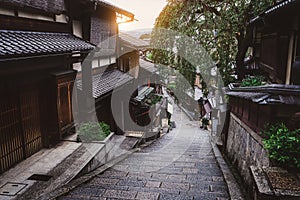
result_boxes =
[20,88,42,158]
[57,82,74,133]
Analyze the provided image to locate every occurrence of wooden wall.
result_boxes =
[229,96,300,134]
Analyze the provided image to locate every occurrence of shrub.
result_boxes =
[78,122,111,142]
[262,123,300,169]
[241,75,266,87]
[167,82,176,91]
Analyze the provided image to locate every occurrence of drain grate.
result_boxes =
[28,174,52,181]
[0,182,27,196]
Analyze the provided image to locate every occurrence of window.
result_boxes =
[73,63,82,72]
[18,10,53,21]
[73,20,83,38]
[55,14,68,23]
[0,7,14,16]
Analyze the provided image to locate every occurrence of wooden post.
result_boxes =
[80,53,95,122]
[121,100,125,131]
[285,32,295,85]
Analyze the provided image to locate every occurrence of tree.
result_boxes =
[151,0,279,85]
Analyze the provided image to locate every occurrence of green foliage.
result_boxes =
[151,0,279,86]
[241,75,266,87]
[262,123,300,169]
[167,82,176,91]
[78,122,111,142]
[146,94,163,106]
[146,52,153,61]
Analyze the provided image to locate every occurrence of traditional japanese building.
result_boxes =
[0,0,135,174]
[67,1,135,134]
[117,33,166,136]
[223,1,300,198]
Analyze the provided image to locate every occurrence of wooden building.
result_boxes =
[226,0,300,133]
[0,0,135,174]
[222,1,300,196]
[118,32,148,78]
[245,0,300,85]
[67,1,135,134]
[117,33,167,133]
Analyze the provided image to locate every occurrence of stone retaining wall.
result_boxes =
[78,133,119,176]
[226,113,270,187]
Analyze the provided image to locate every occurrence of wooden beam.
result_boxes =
[0,14,70,33]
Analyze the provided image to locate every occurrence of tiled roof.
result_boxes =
[250,0,298,24]
[227,84,300,105]
[265,0,296,15]
[0,0,65,14]
[140,59,158,74]
[119,33,149,49]
[77,69,134,98]
[0,30,95,59]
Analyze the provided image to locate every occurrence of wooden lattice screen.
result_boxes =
[0,87,42,173]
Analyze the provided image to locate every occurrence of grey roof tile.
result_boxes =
[139,59,157,74]
[0,30,95,59]
[77,69,134,98]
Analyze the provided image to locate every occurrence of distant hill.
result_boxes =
[123,28,152,39]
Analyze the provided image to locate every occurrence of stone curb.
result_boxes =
[38,137,158,200]
[211,142,245,200]
[179,105,195,121]
[37,148,140,200]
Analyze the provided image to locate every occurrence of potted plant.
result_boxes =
[77,122,111,143]
[262,123,300,171]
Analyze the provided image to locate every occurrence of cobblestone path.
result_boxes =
[59,104,229,200]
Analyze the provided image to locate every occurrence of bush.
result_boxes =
[262,123,300,169]
[78,122,111,142]
[167,82,176,91]
[241,75,266,87]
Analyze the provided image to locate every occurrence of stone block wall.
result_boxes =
[226,113,270,187]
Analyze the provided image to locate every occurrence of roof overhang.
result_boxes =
[250,0,300,26]
[93,0,134,22]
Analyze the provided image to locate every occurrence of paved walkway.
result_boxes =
[59,104,229,200]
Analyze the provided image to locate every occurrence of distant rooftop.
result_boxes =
[77,69,134,98]
[119,33,149,49]
[139,59,157,74]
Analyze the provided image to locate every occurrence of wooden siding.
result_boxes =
[229,96,299,134]
[90,14,117,46]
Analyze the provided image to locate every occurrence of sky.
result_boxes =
[106,0,168,31]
